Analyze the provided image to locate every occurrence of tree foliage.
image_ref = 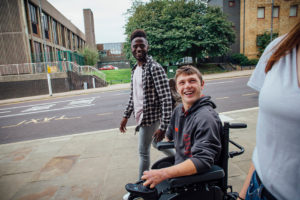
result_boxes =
[79,47,99,66]
[124,0,235,66]
[256,32,278,57]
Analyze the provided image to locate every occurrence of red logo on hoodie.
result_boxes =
[183,134,192,157]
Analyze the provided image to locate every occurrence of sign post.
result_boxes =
[47,65,53,96]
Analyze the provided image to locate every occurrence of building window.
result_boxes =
[34,41,42,62]
[52,20,58,44]
[290,5,298,17]
[273,6,279,18]
[257,7,265,19]
[42,12,49,39]
[29,3,38,34]
[229,1,235,7]
[61,25,66,47]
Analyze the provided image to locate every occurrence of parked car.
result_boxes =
[99,65,119,70]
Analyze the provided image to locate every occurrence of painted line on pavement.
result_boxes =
[97,112,113,116]
[216,97,229,100]
[0,104,95,119]
[206,81,234,85]
[242,93,257,96]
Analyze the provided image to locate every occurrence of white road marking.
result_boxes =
[97,112,113,116]
[0,104,94,119]
[22,104,55,112]
[0,97,99,111]
[68,98,95,105]
[206,81,234,85]
[0,111,11,114]
[242,93,257,96]
[216,97,229,100]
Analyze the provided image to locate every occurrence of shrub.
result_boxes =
[229,54,258,66]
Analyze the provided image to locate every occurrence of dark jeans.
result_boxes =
[246,171,267,200]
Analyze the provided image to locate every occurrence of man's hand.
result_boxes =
[141,169,169,188]
[119,117,128,133]
[153,129,165,142]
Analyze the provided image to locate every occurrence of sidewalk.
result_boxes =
[0,69,257,200]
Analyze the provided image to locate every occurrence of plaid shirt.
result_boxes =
[123,56,172,131]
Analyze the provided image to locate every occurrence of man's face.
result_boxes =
[176,73,204,109]
[131,37,148,63]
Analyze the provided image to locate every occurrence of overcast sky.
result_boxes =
[47,0,149,44]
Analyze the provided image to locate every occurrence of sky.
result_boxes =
[47,0,149,44]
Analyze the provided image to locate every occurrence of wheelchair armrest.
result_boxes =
[168,165,225,188]
[157,142,174,150]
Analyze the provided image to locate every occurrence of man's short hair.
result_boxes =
[130,29,147,42]
[175,65,203,84]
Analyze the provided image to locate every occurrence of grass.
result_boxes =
[196,64,227,75]
[101,68,132,84]
[93,64,227,85]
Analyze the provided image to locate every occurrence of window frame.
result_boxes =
[289,5,298,17]
[257,7,265,19]
[229,0,235,7]
[273,6,279,18]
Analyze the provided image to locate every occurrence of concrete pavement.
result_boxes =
[0,69,258,200]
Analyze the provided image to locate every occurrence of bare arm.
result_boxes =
[142,159,197,188]
[238,162,255,199]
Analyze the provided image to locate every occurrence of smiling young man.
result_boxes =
[141,65,223,189]
[119,30,174,197]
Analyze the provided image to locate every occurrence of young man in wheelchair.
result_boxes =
[142,65,223,189]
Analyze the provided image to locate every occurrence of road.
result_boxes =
[0,76,258,144]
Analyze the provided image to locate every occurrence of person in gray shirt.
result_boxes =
[141,65,223,188]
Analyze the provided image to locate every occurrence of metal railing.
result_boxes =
[0,61,106,81]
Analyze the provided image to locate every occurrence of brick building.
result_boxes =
[0,0,87,65]
[241,0,300,58]
[210,0,300,59]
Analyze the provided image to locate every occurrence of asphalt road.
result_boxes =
[0,76,257,144]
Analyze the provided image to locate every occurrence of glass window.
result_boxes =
[273,6,279,18]
[258,7,265,19]
[52,20,58,44]
[290,5,298,17]
[29,3,38,34]
[42,12,49,39]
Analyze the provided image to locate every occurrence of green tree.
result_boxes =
[124,0,235,66]
[256,32,278,57]
[79,47,99,66]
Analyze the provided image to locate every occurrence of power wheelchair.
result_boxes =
[125,122,247,200]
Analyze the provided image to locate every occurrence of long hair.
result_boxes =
[265,21,300,73]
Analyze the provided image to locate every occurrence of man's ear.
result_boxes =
[201,80,205,90]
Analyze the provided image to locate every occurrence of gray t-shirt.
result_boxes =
[248,36,300,200]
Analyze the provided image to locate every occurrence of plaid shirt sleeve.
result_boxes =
[151,64,172,131]
[123,70,134,118]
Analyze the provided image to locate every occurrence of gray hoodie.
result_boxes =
[166,96,222,173]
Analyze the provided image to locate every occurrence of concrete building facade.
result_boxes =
[83,9,96,50]
[0,0,86,65]
[209,0,241,54]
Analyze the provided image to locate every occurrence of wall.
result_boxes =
[0,72,107,100]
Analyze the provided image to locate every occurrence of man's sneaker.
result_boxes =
[123,192,130,200]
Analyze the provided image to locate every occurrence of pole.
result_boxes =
[243,0,245,54]
[270,0,274,41]
[92,77,95,88]
[39,0,52,96]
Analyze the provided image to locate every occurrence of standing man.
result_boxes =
[120,29,174,182]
